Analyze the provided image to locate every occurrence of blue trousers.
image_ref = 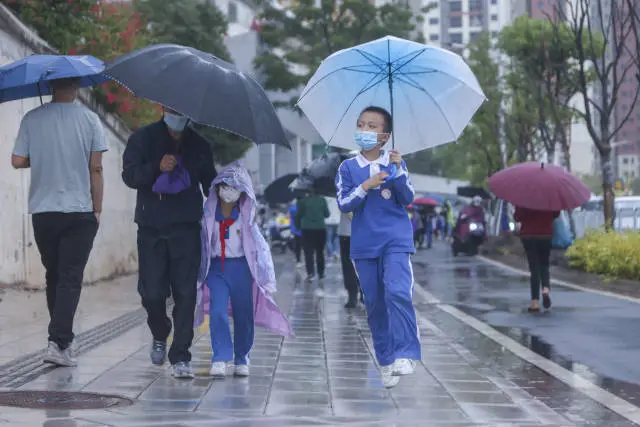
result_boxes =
[354,253,421,366]
[207,257,254,365]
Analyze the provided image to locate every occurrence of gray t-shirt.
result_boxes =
[13,102,108,214]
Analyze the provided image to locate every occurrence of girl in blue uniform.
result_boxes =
[335,106,420,388]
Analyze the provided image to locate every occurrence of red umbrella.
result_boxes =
[413,197,439,206]
[488,162,590,211]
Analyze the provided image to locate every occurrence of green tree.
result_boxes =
[135,0,251,164]
[6,0,97,53]
[499,16,583,168]
[255,0,427,107]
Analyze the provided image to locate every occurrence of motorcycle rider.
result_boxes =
[452,196,486,254]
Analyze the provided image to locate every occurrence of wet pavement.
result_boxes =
[0,250,638,425]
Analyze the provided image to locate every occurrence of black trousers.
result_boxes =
[294,235,303,263]
[32,212,99,350]
[137,223,201,364]
[339,236,360,301]
[302,228,327,277]
[521,237,552,300]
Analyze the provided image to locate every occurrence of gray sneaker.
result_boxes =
[150,340,167,366]
[172,361,195,379]
[43,341,77,367]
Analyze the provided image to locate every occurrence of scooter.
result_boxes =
[270,225,294,254]
[452,220,486,256]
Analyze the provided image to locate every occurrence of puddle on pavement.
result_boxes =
[414,247,640,407]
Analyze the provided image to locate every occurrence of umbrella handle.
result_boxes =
[384,164,398,182]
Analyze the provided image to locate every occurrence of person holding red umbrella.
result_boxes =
[488,162,591,313]
[513,207,559,312]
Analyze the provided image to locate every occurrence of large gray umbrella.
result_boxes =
[291,151,353,197]
[104,44,290,148]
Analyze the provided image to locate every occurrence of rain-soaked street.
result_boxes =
[1,246,640,426]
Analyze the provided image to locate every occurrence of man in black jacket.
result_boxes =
[122,107,216,378]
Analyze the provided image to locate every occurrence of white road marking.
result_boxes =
[412,282,640,425]
[478,255,640,304]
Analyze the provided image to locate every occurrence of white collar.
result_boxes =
[356,150,389,168]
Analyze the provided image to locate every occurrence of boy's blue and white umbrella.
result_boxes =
[297,35,486,155]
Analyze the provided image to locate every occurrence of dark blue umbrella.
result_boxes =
[0,55,108,103]
[264,174,305,205]
[104,44,290,148]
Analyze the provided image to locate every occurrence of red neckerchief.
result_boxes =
[219,218,236,271]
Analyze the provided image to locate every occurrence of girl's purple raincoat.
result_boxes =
[194,161,293,337]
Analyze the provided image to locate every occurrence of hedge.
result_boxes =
[565,230,640,281]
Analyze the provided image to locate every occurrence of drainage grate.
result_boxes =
[0,391,133,410]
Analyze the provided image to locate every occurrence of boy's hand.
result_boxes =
[362,171,389,191]
[389,150,402,166]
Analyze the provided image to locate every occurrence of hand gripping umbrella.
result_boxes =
[297,35,486,179]
[105,44,289,147]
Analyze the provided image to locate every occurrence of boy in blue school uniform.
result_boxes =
[335,106,420,388]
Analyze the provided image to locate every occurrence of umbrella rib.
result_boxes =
[390,49,427,75]
[353,49,387,72]
[297,65,381,104]
[326,72,389,144]
[394,74,457,138]
[390,49,427,70]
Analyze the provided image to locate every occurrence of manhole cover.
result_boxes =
[0,391,133,409]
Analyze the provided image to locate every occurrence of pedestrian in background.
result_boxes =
[288,199,303,267]
[122,107,216,378]
[11,77,106,367]
[296,189,330,286]
[325,197,340,261]
[338,212,361,308]
[514,206,559,312]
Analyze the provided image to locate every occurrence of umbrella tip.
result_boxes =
[541,162,545,170]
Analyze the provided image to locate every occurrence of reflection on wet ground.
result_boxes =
[413,243,640,423]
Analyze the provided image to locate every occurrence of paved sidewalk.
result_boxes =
[0,258,580,426]
[0,274,141,366]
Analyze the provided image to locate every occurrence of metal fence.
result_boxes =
[572,209,640,238]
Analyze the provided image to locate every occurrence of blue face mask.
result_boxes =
[354,131,379,150]
[163,112,188,132]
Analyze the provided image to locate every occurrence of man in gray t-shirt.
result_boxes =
[11,77,107,367]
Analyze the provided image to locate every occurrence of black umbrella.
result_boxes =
[457,186,492,199]
[264,173,306,205]
[104,44,289,147]
[291,152,352,197]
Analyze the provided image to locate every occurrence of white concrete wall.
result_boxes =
[0,6,137,287]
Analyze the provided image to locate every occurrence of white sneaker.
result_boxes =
[380,364,400,388]
[209,362,227,378]
[234,364,250,377]
[393,358,416,376]
[43,341,77,367]
[314,288,325,298]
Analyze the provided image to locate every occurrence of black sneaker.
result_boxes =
[150,340,167,366]
[344,299,357,309]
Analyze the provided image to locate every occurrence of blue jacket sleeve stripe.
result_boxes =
[392,161,415,206]
[336,161,367,212]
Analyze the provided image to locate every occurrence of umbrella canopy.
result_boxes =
[297,35,486,155]
[457,186,492,200]
[290,152,352,197]
[413,197,439,206]
[104,44,289,147]
[0,55,108,103]
[264,173,304,205]
[488,162,591,211]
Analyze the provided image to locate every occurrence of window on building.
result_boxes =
[469,15,484,26]
[228,1,238,23]
[470,32,481,41]
[449,16,462,27]
[449,1,462,12]
[429,17,439,25]
[491,14,498,21]
[624,158,629,164]
[491,31,499,38]
[491,0,497,4]
[449,33,463,44]
[429,34,439,41]
[469,0,483,13]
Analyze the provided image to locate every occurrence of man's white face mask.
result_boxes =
[219,185,241,203]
